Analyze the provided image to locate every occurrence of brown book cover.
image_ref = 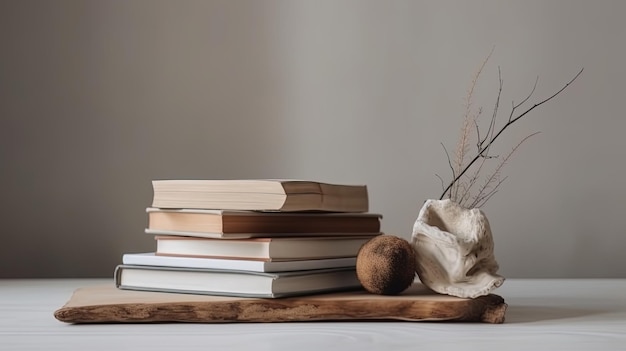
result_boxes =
[146,208,382,238]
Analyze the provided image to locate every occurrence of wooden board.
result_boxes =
[54,283,507,324]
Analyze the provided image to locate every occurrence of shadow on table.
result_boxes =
[504,305,608,324]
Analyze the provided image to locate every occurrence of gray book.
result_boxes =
[114,265,362,298]
[122,253,357,273]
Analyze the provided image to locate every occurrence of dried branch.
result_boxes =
[438,67,584,203]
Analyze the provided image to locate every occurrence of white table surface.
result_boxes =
[1,278,625,350]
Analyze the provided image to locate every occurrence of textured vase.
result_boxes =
[411,199,504,298]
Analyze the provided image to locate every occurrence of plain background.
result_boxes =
[1,0,624,278]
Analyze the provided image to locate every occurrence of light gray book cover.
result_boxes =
[115,264,362,298]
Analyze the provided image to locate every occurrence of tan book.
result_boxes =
[151,179,369,212]
[152,235,377,261]
[146,208,382,238]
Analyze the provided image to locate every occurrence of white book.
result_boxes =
[115,264,361,298]
[148,235,375,260]
[122,253,357,273]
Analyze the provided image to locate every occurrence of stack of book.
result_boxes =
[115,179,382,298]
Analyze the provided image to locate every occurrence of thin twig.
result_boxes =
[458,68,505,206]
[435,174,446,191]
[474,179,506,208]
[468,132,540,208]
[450,50,494,201]
[441,142,455,181]
[479,67,503,150]
[509,76,539,122]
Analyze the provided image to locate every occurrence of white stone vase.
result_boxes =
[411,199,504,298]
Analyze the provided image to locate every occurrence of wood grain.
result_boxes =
[54,283,507,324]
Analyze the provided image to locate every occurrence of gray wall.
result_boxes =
[2,0,624,278]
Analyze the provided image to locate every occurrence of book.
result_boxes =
[151,235,376,260]
[151,179,369,212]
[122,253,357,273]
[114,265,362,298]
[146,208,382,238]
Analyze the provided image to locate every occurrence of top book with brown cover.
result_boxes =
[151,179,369,212]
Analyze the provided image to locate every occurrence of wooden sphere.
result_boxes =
[356,235,416,295]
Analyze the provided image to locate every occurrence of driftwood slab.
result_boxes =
[54,283,507,324]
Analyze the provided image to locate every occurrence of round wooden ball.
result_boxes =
[356,235,417,295]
